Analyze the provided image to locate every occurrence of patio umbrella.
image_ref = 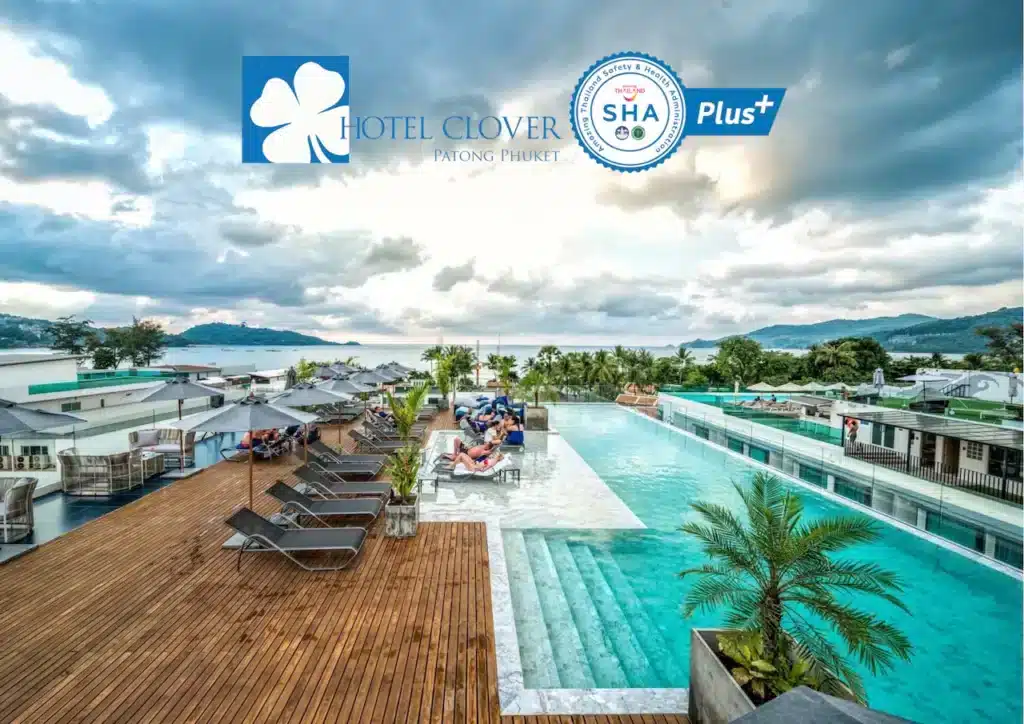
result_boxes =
[167,397,316,508]
[329,362,356,376]
[270,383,352,461]
[774,382,805,393]
[137,378,225,472]
[0,398,86,436]
[801,381,829,393]
[386,362,413,374]
[732,686,911,723]
[373,367,402,383]
[872,368,885,390]
[747,382,777,392]
[313,365,336,379]
[0,399,86,459]
[350,370,391,386]
[318,377,373,395]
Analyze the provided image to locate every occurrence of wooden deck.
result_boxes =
[0,414,686,723]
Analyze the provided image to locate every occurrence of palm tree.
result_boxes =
[591,350,619,399]
[422,345,444,375]
[809,341,857,380]
[675,346,694,384]
[385,382,430,441]
[680,472,911,704]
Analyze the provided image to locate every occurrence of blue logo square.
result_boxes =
[241,55,350,164]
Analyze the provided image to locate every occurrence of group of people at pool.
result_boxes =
[444,408,524,473]
[237,424,320,452]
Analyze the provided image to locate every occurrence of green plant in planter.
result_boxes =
[385,382,430,441]
[384,444,420,505]
[516,368,559,407]
[717,630,820,701]
[680,472,912,705]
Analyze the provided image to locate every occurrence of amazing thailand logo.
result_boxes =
[569,51,787,173]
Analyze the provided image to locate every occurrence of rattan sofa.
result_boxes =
[58,450,143,496]
[0,477,38,542]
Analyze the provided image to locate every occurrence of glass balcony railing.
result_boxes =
[28,370,181,395]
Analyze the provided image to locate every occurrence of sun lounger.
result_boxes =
[306,456,383,480]
[349,430,410,453]
[291,465,392,499]
[365,414,426,438]
[308,440,387,466]
[265,481,383,527]
[225,507,367,572]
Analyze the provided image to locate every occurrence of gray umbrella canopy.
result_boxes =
[270,383,352,407]
[318,377,373,395]
[373,367,402,382]
[350,370,390,386]
[329,362,356,375]
[872,368,886,387]
[732,686,911,724]
[387,362,414,374]
[137,378,222,403]
[0,398,86,436]
[168,397,316,434]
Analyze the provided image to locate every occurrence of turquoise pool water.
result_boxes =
[504,404,1022,723]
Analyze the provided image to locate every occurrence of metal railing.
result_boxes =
[845,443,1023,505]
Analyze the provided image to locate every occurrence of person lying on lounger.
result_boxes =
[451,451,505,472]
[441,438,499,462]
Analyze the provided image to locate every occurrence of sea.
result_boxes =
[0,343,962,375]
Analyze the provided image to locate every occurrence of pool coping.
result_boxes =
[626,405,1023,581]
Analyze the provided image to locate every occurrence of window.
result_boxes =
[20,445,48,457]
[693,425,709,440]
[727,437,744,453]
[925,512,985,553]
[965,441,984,461]
[748,445,770,465]
[61,401,82,412]
[799,465,825,488]
[872,423,895,449]
[835,478,872,506]
[0,444,9,457]
[988,447,1023,481]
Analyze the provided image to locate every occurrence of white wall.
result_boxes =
[0,357,79,389]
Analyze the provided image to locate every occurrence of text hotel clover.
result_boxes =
[340,115,561,141]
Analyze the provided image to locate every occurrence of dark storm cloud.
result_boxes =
[0,95,152,193]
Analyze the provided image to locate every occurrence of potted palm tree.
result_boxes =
[382,383,429,538]
[435,356,452,410]
[681,472,912,724]
[516,368,557,431]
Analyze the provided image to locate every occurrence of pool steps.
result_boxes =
[507,531,686,688]
[523,532,597,688]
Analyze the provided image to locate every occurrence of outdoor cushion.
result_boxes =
[135,429,160,446]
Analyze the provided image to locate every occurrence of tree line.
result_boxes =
[49,315,167,369]
[420,324,1023,401]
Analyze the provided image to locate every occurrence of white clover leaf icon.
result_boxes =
[249,61,349,163]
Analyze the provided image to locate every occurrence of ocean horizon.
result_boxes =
[0,343,965,374]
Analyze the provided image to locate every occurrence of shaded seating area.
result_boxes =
[129,428,196,466]
[0,477,37,542]
[58,450,144,496]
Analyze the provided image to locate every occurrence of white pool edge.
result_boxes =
[484,518,690,715]
[626,406,1023,581]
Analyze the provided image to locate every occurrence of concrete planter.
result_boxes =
[525,406,549,431]
[384,495,419,538]
[689,629,756,724]
[689,628,855,723]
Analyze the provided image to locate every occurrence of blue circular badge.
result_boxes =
[569,52,687,172]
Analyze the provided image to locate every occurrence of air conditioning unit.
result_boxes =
[15,456,27,470]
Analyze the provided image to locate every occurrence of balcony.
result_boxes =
[28,369,181,395]
[845,443,1023,505]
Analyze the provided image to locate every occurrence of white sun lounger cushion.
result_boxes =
[452,456,511,478]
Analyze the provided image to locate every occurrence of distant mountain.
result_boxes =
[875,307,1023,354]
[683,314,935,350]
[0,312,57,348]
[682,307,1023,353]
[165,323,354,347]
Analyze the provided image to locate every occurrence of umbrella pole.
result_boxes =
[303,424,308,464]
[179,436,185,473]
[248,430,254,509]
[178,399,183,420]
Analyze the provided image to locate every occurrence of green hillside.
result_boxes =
[165,323,351,347]
[876,307,1022,353]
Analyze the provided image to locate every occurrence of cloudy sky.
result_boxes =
[0,0,1020,345]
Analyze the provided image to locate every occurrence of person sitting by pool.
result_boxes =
[503,414,525,446]
[769,394,777,403]
[451,450,505,473]
[483,418,505,444]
